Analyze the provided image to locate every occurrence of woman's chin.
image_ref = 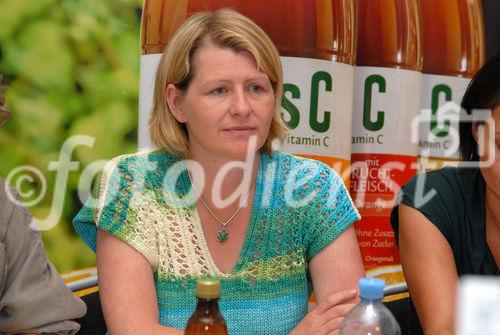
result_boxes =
[221,146,261,162]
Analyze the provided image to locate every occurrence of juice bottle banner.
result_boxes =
[352,0,422,282]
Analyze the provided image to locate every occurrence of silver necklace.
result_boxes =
[188,173,253,243]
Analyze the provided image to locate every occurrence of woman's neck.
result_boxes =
[485,187,500,229]
[188,152,260,209]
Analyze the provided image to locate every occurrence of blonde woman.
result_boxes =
[75,9,363,335]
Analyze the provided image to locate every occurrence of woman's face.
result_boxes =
[479,106,500,194]
[167,42,275,161]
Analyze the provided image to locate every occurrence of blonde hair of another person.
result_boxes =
[149,8,288,158]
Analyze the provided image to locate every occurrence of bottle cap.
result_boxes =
[196,279,221,299]
[359,277,385,300]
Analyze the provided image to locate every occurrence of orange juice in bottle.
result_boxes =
[418,0,485,171]
[139,0,357,181]
[350,0,422,285]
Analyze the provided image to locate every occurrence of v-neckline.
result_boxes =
[188,153,264,276]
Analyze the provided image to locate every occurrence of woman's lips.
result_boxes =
[223,126,256,135]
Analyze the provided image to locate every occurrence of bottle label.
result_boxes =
[281,57,354,176]
[351,66,421,281]
[419,74,470,160]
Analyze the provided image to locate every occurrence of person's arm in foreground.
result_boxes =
[290,225,364,335]
[97,229,184,335]
[399,204,457,335]
[0,185,86,334]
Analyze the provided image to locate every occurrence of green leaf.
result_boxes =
[3,21,74,90]
[0,0,55,40]
[69,101,137,164]
[7,80,64,151]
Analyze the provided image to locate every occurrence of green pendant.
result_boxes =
[217,228,229,243]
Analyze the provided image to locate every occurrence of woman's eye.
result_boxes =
[212,87,226,95]
[248,85,262,93]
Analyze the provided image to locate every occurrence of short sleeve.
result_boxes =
[301,162,361,261]
[73,156,159,270]
[390,169,457,247]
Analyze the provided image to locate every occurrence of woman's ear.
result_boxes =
[472,121,480,141]
[165,83,187,123]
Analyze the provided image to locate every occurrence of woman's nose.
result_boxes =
[229,89,252,116]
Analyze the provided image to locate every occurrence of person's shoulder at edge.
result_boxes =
[392,165,481,238]
[0,178,29,229]
[0,177,86,334]
[268,150,339,175]
[103,148,179,172]
[0,177,15,204]
[268,151,357,214]
[94,148,181,191]
[0,178,16,231]
[400,165,480,195]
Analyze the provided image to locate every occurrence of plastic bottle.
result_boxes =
[139,0,356,180]
[350,0,422,285]
[418,0,485,171]
[185,279,228,335]
[339,277,401,335]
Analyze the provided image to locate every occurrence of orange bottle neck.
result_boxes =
[421,0,485,77]
[141,0,357,65]
[356,0,423,71]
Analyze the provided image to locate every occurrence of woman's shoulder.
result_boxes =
[104,149,177,171]
[266,151,345,196]
[98,149,180,182]
[89,149,180,202]
[268,151,336,175]
[402,166,481,198]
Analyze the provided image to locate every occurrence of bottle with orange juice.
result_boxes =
[418,0,485,171]
[350,0,422,285]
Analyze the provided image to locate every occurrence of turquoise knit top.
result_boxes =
[74,150,360,334]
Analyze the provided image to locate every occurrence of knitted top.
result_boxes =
[74,150,360,334]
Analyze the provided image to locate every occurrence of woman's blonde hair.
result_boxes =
[149,8,288,158]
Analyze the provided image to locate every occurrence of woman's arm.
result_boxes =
[97,229,183,335]
[290,225,364,334]
[398,204,458,335]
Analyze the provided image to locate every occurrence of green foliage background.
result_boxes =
[0,0,143,272]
